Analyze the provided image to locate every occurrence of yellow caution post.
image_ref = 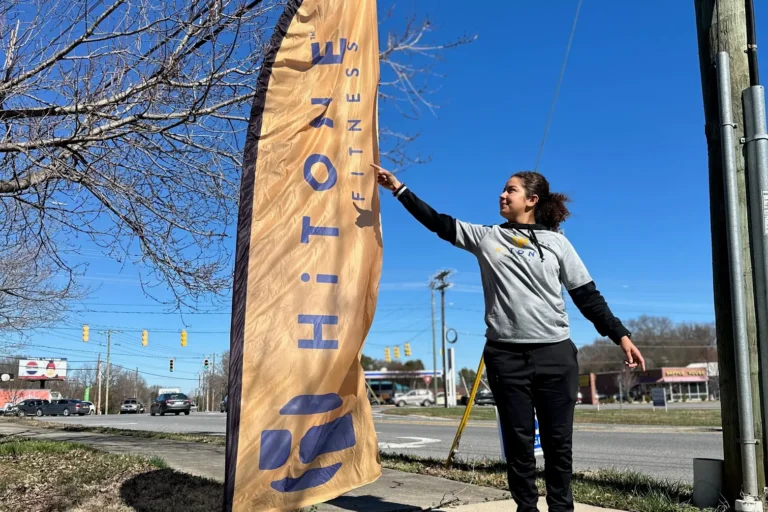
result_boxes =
[446,355,486,468]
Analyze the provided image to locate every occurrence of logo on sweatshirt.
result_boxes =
[511,236,529,248]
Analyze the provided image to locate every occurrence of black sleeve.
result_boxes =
[568,281,630,345]
[395,186,457,244]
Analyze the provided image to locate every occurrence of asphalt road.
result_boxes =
[33,407,723,483]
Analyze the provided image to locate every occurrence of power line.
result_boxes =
[534,0,583,171]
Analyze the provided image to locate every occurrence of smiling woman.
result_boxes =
[374,163,645,512]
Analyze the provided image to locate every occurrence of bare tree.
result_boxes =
[0,1,473,321]
[0,242,82,331]
[578,316,717,373]
[616,369,639,403]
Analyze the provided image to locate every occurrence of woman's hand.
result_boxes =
[371,163,402,192]
[620,337,645,371]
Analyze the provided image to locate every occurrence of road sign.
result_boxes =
[496,407,542,459]
[652,388,667,411]
[423,375,432,385]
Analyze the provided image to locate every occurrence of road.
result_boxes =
[33,407,722,484]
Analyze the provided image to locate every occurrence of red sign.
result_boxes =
[423,376,432,385]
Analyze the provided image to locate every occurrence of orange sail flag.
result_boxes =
[224,0,382,510]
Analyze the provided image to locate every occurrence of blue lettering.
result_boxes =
[299,414,355,463]
[310,98,333,128]
[347,42,359,52]
[301,216,339,244]
[347,120,362,132]
[346,68,360,78]
[348,147,363,156]
[303,154,338,191]
[260,430,292,470]
[352,192,365,202]
[351,172,364,176]
[346,93,361,103]
[298,314,339,349]
[312,39,347,65]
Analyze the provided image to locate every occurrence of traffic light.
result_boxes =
[404,342,411,357]
[169,358,175,372]
[181,330,187,347]
[394,346,400,359]
[141,330,148,346]
[385,347,391,363]
[82,324,89,342]
[204,358,210,370]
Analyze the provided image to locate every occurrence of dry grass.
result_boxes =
[0,436,222,512]
[380,453,705,512]
[2,416,226,445]
[382,406,723,427]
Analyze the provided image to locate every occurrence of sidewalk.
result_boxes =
[0,422,619,511]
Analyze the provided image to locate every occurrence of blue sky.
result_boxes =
[10,0,760,391]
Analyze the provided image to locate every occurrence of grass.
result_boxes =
[3,416,227,445]
[1,417,707,511]
[0,436,225,512]
[382,406,723,427]
[380,453,705,512]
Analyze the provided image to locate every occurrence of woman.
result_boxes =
[373,164,645,512]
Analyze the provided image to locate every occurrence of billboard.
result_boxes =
[18,359,67,380]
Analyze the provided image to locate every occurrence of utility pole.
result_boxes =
[99,329,121,415]
[694,0,766,505]
[96,353,102,415]
[212,353,217,410]
[433,270,452,408]
[429,281,439,401]
[134,367,139,399]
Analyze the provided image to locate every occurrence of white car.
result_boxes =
[393,389,435,407]
[119,398,145,414]
[81,401,96,415]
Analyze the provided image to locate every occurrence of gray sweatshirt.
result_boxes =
[395,186,630,345]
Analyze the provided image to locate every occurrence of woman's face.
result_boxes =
[499,176,537,221]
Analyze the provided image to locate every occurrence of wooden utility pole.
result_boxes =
[429,281,439,401]
[694,0,766,503]
[96,353,102,415]
[433,270,452,407]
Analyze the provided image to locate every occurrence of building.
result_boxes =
[579,366,710,404]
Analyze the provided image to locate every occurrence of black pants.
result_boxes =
[483,339,579,512]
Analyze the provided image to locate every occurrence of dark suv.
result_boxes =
[150,393,191,416]
[14,399,49,417]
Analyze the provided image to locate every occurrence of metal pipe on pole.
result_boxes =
[743,82,768,478]
[717,51,761,507]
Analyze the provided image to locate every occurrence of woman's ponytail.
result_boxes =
[512,171,570,231]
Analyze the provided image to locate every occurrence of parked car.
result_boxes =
[220,395,228,413]
[576,392,583,405]
[1,403,14,415]
[13,399,49,417]
[42,399,90,416]
[81,401,96,415]
[119,398,145,414]
[394,389,435,407]
[474,389,496,406]
[150,393,191,416]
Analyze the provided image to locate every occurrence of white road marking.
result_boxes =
[378,436,441,449]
